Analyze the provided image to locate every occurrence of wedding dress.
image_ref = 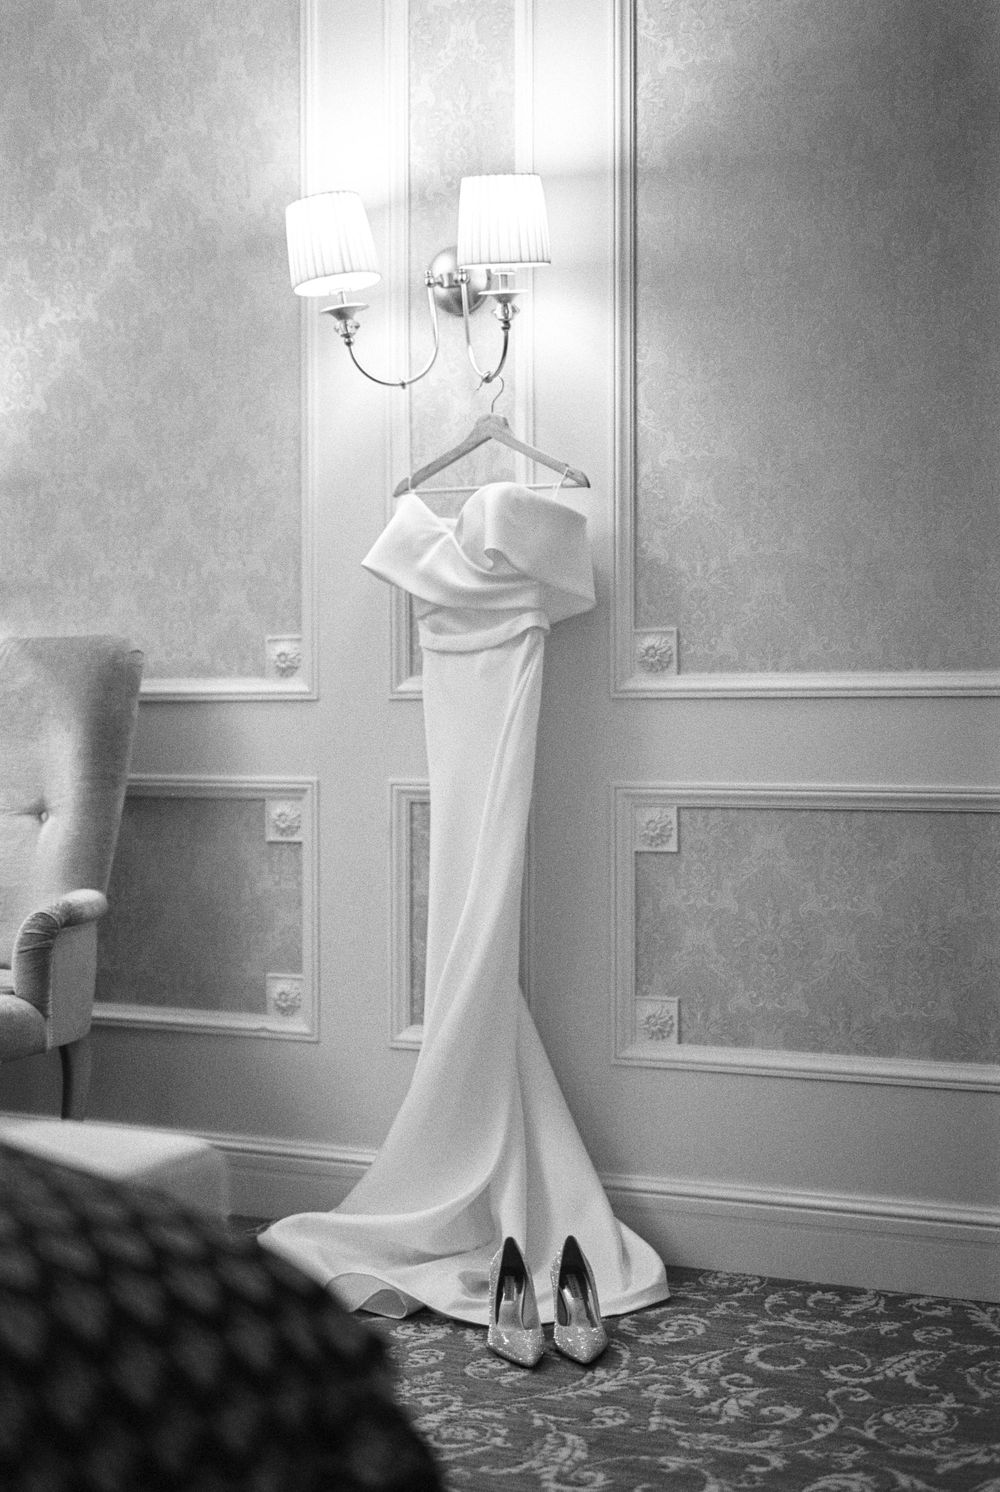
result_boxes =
[259,481,670,1325]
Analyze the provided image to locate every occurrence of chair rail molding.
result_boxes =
[93,774,319,1040]
[611,0,1000,700]
[612,781,1000,1091]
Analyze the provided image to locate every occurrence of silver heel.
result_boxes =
[487,1237,544,1368]
[551,1235,608,1364]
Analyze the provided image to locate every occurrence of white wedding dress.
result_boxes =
[259,481,670,1325]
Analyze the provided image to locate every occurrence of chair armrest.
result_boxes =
[12,890,108,1046]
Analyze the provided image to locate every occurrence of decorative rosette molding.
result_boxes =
[266,973,309,1032]
[636,997,680,1045]
[265,635,303,680]
[634,803,679,852]
[634,629,678,678]
[266,799,304,843]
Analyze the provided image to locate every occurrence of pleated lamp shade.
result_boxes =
[456,174,551,270]
[285,191,381,296]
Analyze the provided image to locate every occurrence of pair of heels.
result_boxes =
[487,1235,608,1368]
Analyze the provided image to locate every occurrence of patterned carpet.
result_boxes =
[364,1267,1000,1492]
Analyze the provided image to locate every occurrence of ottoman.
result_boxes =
[0,1117,229,1215]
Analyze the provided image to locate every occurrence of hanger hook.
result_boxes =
[489,375,506,415]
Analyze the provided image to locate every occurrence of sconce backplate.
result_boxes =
[428,246,489,317]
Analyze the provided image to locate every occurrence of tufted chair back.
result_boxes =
[0,636,143,1115]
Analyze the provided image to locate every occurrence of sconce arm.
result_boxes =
[327,280,442,390]
[460,276,513,386]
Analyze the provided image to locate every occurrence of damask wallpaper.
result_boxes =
[634,807,1000,1063]
[97,796,302,1014]
[0,0,301,679]
[633,0,1000,673]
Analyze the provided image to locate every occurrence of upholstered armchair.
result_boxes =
[0,636,142,1118]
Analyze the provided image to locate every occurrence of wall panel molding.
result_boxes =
[611,0,1000,699]
[142,664,316,703]
[94,774,319,1039]
[613,782,1000,1090]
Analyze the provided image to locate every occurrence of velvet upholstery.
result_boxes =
[0,637,142,1116]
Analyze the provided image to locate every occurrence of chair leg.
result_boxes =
[59,1035,92,1120]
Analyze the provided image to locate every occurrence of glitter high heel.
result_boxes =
[487,1237,544,1368]
[551,1235,608,1364]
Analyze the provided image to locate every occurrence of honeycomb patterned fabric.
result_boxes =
[0,1142,442,1492]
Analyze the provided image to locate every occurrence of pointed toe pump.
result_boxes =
[551,1235,608,1365]
[487,1237,545,1368]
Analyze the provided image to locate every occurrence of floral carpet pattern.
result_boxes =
[373,1268,1000,1492]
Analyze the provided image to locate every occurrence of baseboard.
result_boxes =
[205,1128,1000,1304]
[603,1173,1000,1305]
[208,1130,374,1221]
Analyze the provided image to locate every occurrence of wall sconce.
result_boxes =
[285,174,550,389]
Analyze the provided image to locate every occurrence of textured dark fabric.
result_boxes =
[0,1143,442,1492]
[379,1266,1000,1490]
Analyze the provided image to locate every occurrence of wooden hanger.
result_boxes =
[393,393,590,497]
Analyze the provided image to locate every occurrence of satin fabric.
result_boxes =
[259,483,670,1325]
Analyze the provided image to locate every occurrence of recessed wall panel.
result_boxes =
[406,0,517,486]
[390,782,429,1046]
[615,786,1000,1086]
[622,0,1000,687]
[96,780,315,1037]
[0,0,303,686]
[389,780,531,1046]
[388,0,522,696]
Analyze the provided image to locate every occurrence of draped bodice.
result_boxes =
[361,483,596,653]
